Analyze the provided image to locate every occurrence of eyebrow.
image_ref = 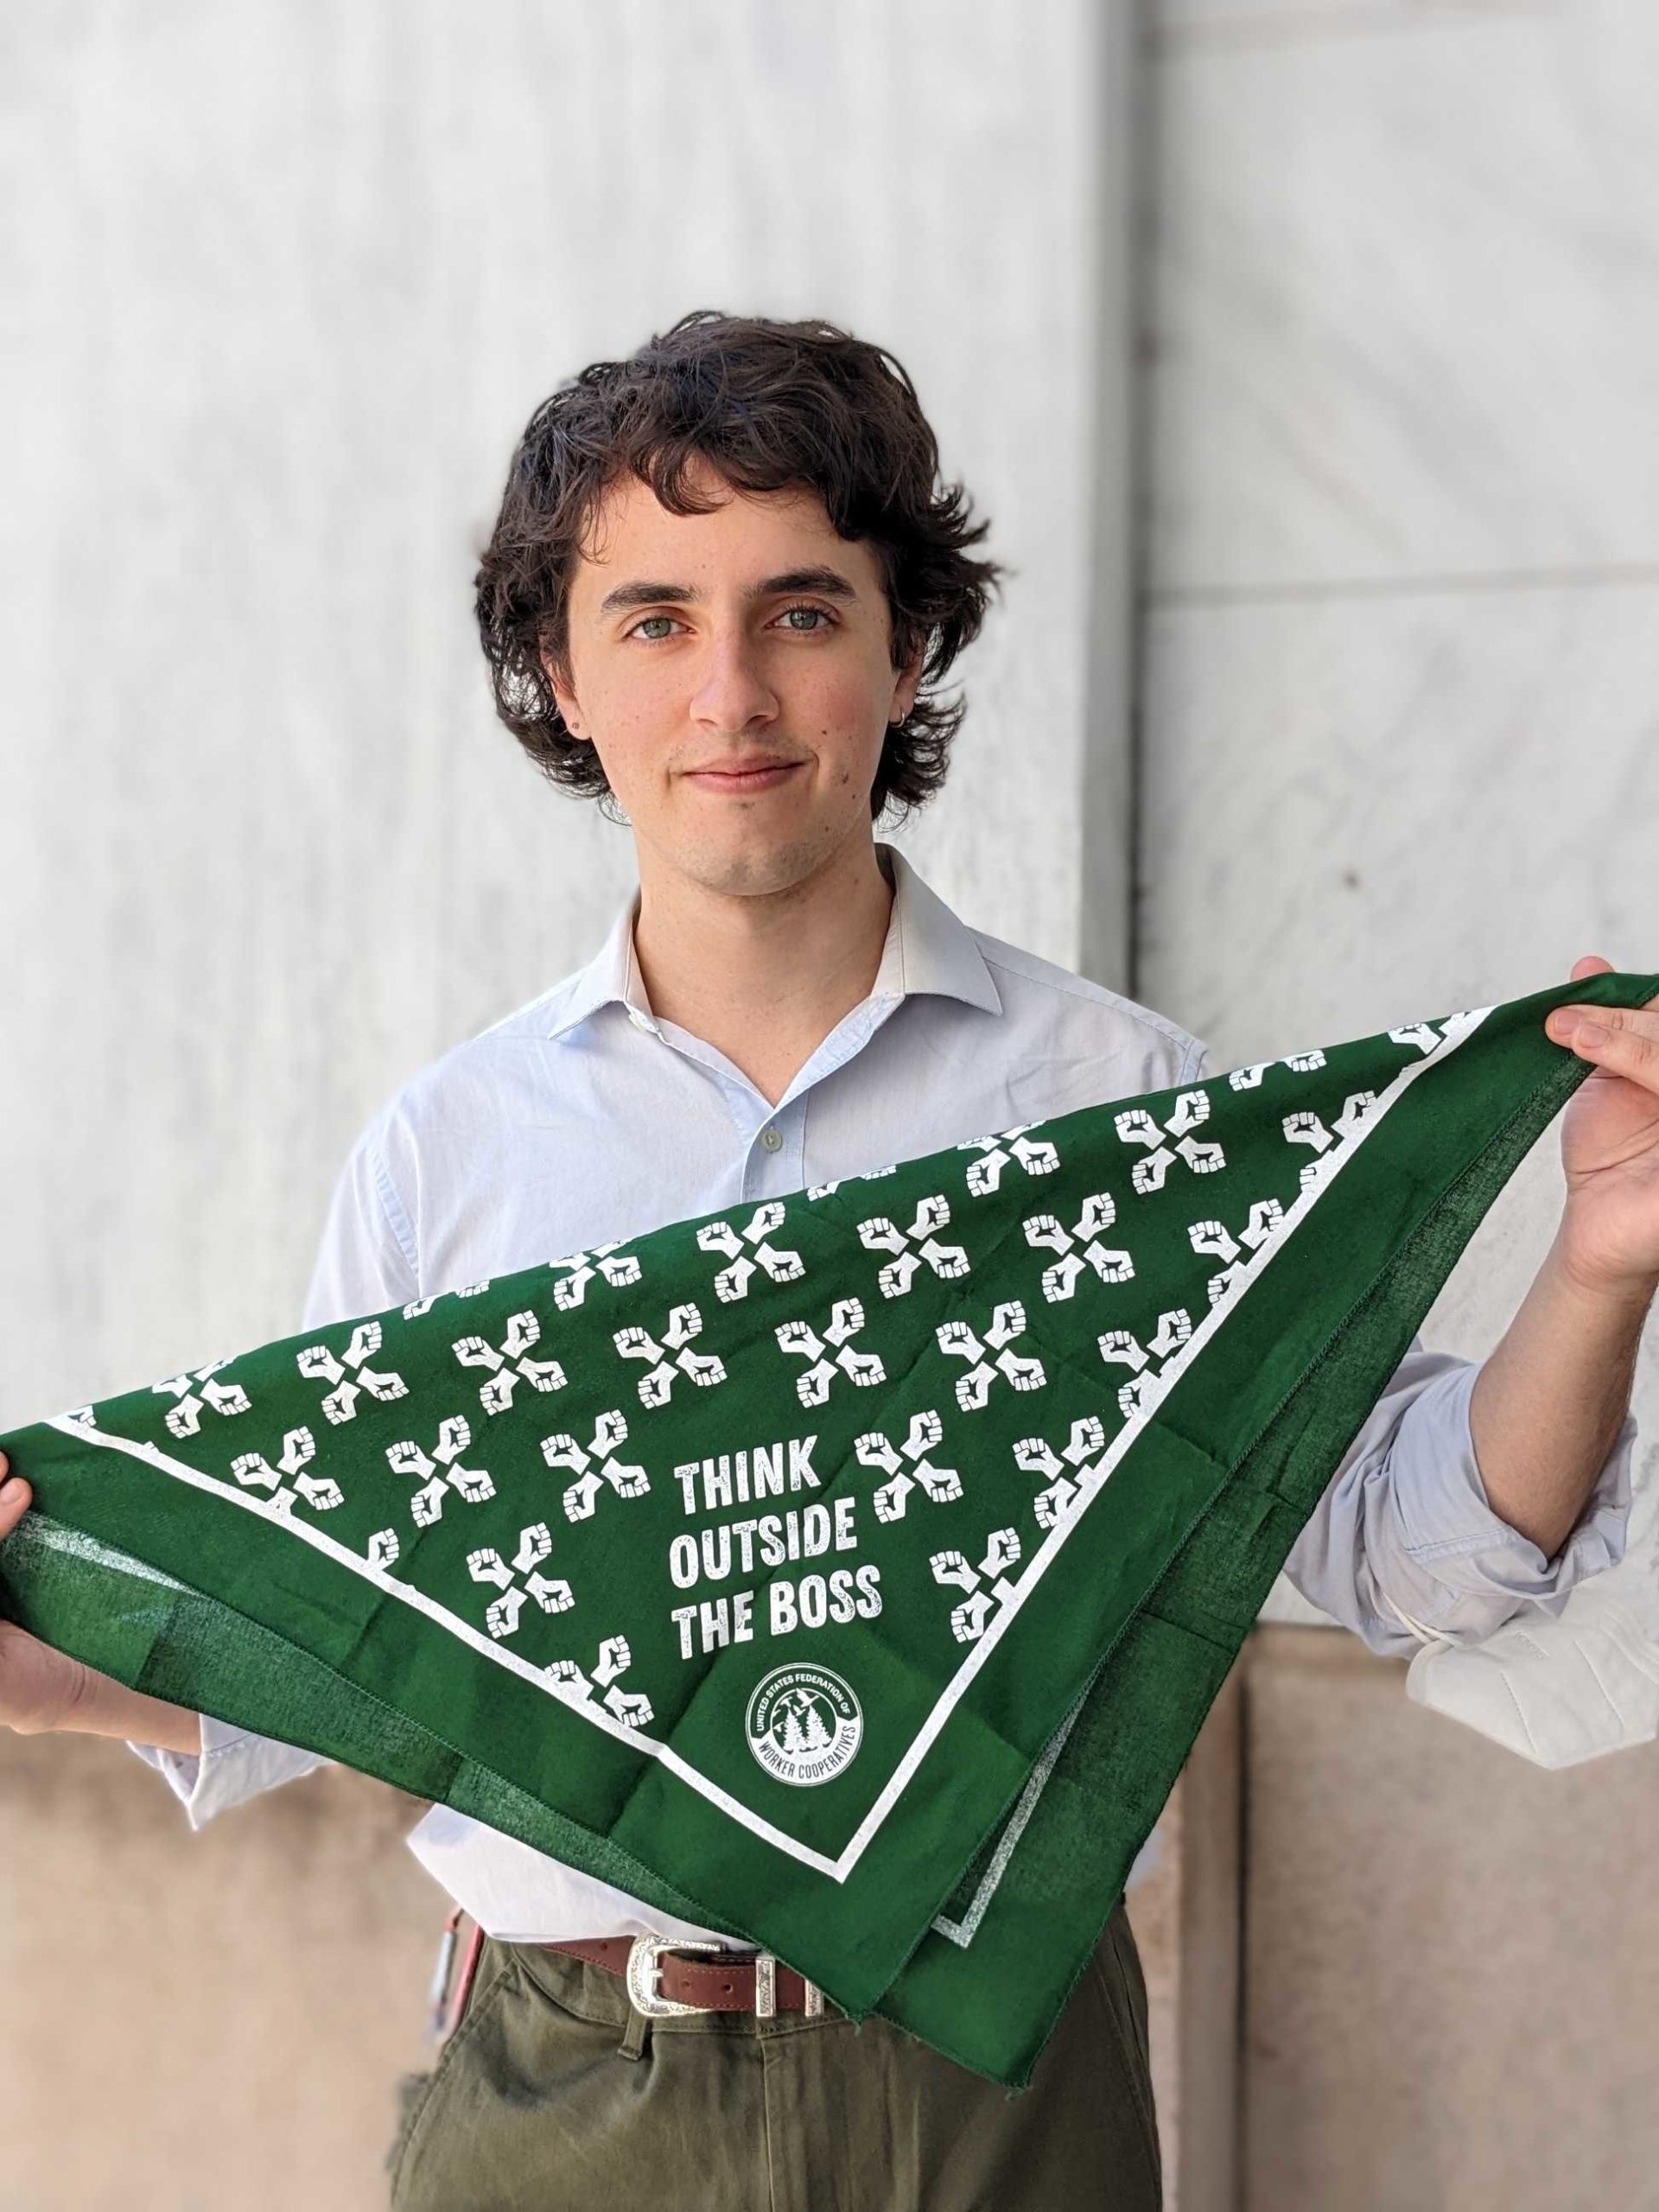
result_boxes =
[594,566,862,620]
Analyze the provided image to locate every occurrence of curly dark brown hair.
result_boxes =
[474,309,1007,828]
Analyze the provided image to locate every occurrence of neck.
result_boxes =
[630,832,895,1108]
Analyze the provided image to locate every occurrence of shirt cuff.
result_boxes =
[1376,1357,1637,1643]
[125,1715,333,1831]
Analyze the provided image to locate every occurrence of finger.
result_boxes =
[1562,961,1659,1018]
[1548,1001,1659,1040]
[1546,1003,1659,1085]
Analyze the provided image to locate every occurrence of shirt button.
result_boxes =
[760,1126,783,1153]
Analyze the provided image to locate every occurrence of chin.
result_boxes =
[671,822,850,895]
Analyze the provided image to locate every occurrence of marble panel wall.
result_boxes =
[1141,0,1659,1541]
[1,0,1109,1427]
[1,5,1133,2202]
[1140,0,1659,2200]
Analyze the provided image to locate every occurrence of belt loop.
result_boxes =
[616,2001,652,2063]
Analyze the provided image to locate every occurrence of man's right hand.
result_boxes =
[0,1455,91,1733]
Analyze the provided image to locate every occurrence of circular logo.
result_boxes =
[745,1663,863,1788]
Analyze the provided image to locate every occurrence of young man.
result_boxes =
[3,310,1653,2209]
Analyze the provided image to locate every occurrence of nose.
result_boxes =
[689,626,779,733]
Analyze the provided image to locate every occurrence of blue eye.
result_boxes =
[625,603,837,643]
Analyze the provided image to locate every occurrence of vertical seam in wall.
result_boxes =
[1123,0,1158,1011]
[1078,0,1151,1001]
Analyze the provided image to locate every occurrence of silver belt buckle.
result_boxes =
[624,1935,824,2019]
[625,1934,727,2018]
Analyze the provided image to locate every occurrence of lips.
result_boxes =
[683,759,805,791]
[687,758,802,776]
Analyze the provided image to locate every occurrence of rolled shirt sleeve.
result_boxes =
[1281,1334,1638,1660]
[124,1112,419,1821]
[1178,1038,1639,1662]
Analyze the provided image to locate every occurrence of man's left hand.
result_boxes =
[1545,957,1659,1298]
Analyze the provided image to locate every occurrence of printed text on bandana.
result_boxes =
[667,1431,883,1659]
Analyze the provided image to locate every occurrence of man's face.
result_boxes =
[543,455,924,898]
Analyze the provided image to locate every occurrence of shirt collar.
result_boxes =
[544,840,1002,1043]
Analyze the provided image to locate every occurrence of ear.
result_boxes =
[541,648,588,741]
[890,639,927,725]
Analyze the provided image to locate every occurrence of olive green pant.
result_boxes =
[385,1901,1162,2211]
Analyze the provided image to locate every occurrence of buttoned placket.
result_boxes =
[623,992,908,1199]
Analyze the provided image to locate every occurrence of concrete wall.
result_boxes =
[3,1735,439,2209]
[1243,1625,1659,2208]
[0,6,1156,2204]
[1139,2,1659,2202]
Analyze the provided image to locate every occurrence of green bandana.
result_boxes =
[2,969,1652,2088]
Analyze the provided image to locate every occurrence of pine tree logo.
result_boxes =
[745,1665,862,1788]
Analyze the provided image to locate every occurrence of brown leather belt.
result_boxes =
[537,1935,828,2019]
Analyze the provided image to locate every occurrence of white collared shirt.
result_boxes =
[128,842,1637,1944]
